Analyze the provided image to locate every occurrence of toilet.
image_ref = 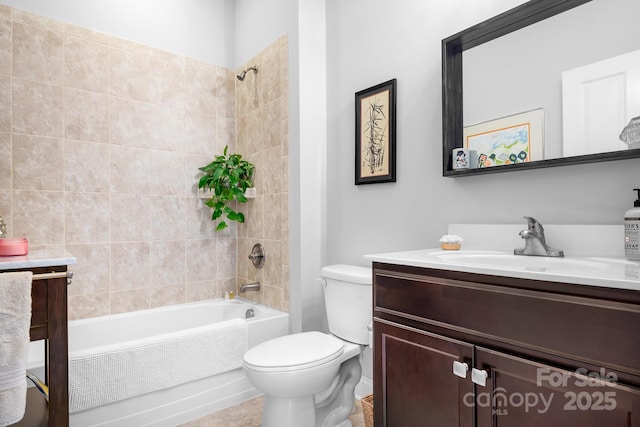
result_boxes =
[243,264,372,427]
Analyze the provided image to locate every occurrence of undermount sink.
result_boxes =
[431,250,624,272]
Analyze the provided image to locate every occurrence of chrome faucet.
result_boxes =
[514,216,564,257]
[239,282,261,293]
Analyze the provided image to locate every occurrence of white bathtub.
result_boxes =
[28,298,289,426]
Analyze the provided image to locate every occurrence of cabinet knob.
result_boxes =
[452,361,469,379]
[472,368,489,387]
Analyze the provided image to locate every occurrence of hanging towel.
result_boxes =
[0,271,33,427]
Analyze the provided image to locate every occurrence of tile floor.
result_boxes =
[179,396,366,427]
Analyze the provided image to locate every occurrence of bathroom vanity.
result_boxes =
[0,250,75,427]
[366,249,640,426]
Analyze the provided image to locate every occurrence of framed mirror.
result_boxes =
[442,0,640,176]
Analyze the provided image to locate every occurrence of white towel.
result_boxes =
[0,271,33,427]
[69,317,248,413]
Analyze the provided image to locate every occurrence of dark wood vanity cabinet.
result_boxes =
[373,262,640,427]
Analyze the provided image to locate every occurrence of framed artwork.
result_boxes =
[355,79,397,184]
[463,108,544,168]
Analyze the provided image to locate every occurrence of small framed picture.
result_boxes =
[463,108,544,168]
[355,79,397,184]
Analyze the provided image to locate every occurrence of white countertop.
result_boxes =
[0,248,76,270]
[364,248,640,292]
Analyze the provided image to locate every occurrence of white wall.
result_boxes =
[326,0,640,267]
[0,0,235,67]
[234,0,292,67]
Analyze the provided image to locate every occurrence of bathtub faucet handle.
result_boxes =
[248,243,265,269]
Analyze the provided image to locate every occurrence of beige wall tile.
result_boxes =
[244,195,263,239]
[183,63,217,115]
[12,190,64,245]
[217,73,235,119]
[0,5,10,20]
[110,145,150,194]
[110,47,150,101]
[65,36,109,93]
[149,56,185,108]
[65,192,110,243]
[111,193,150,242]
[109,96,151,148]
[260,48,281,105]
[12,22,63,84]
[0,75,11,132]
[65,88,109,142]
[12,134,64,190]
[262,240,282,287]
[68,293,111,321]
[148,150,185,196]
[145,103,184,152]
[111,288,150,314]
[65,243,110,296]
[184,111,216,155]
[185,196,216,239]
[217,238,237,279]
[110,242,150,291]
[109,36,150,55]
[263,146,283,194]
[263,100,281,149]
[149,285,185,309]
[216,116,236,155]
[185,279,217,302]
[64,139,110,192]
[0,17,11,76]
[0,190,11,236]
[0,132,11,188]
[150,195,186,241]
[12,78,63,137]
[150,240,186,286]
[263,194,282,241]
[65,23,110,45]
[13,9,62,32]
[185,238,217,282]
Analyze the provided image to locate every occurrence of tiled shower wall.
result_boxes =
[0,5,289,318]
[236,36,290,313]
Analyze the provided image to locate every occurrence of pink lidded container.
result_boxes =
[0,238,29,256]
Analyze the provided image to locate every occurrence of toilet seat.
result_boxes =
[244,331,345,372]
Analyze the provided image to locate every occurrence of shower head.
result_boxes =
[236,65,259,81]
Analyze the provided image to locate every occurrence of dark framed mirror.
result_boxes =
[442,0,640,177]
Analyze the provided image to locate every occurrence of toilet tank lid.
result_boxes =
[321,264,371,285]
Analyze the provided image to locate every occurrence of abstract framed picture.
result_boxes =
[463,108,544,168]
[355,79,397,184]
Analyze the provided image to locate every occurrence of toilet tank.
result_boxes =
[321,264,372,345]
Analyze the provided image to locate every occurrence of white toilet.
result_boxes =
[243,264,372,427]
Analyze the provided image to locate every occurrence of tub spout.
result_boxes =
[240,282,261,293]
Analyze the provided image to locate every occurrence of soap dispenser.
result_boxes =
[624,188,640,260]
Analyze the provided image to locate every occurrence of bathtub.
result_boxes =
[27,298,289,426]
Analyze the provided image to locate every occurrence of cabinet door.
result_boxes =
[374,320,474,427]
[475,347,640,427]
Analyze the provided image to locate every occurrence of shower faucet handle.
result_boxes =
[248,243,265,269]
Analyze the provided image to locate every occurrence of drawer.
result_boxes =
[374,266,640,376]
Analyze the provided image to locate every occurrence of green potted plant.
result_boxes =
[198,146,255,231]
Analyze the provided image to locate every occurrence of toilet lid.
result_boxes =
[244,331,344,371]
